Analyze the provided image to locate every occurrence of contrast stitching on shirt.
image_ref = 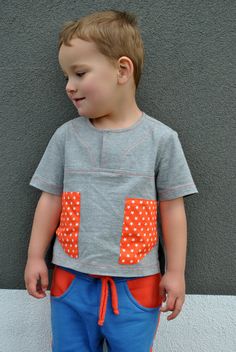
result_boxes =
[101,132,149,167]
[85,113,146,133]
[154,131,177,173]
[158,183,196,194]
[71,119,96,165]
[121,131,152,158]
[102,130,151,167]
[64,168,154,178]
[31,175,62,189]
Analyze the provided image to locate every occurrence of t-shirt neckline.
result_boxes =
[85,111,145,132]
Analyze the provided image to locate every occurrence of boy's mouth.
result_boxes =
[74,97,86,107]
[74,97,85,101]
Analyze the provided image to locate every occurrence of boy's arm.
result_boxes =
[25,191,62,298]
[27,191,62,259]
[158,196,187,320]
[159,196,187,274]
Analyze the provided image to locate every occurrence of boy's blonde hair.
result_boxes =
[58,9,144,89]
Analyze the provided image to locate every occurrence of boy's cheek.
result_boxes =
[84,86,106,103]
[83,82,99,98]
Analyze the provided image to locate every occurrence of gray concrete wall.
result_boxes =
[0,0,235,351]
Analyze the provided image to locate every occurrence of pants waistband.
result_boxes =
[56,265,144,282]
[55,265,150,326]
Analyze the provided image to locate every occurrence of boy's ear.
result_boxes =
[117,56,134,84]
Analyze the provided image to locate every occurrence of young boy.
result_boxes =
[24,9,198,352]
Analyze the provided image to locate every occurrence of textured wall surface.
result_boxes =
[1,291,235,352]
[1,0,235,293]
[0,0,235,350]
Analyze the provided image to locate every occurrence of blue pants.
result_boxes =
[50,265,163,352]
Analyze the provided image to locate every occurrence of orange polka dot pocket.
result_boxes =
[119,198,158,265]
[55,192,81,259]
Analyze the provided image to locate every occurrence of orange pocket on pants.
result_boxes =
[50,265,76,298]
[55,191,81,258]
[119,198,158,265]
[126,273,163,309]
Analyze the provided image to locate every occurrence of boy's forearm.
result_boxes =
[27,192,62,259]
[159,197,187,274]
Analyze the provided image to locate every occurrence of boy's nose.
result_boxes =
[66,84,78,93]
[66,79,78,93]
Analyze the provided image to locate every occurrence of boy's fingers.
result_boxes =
[27,281,46,298]
[160,294,176,312]
[167,298,183,320]
[40,271,49,291]
[167,307,181,320]
[26,271,48,298]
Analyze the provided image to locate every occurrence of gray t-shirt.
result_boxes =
[29,111,198,276]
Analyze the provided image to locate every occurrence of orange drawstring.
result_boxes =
[89,275,120,326]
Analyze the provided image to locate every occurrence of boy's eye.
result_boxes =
[63,72,85,81]
[76,72,85,77]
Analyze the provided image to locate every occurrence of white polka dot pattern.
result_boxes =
[119,198,158,265]
[55,192,80,258]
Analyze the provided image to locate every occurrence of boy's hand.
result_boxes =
[24,258,49,299]
[159,271,185,321]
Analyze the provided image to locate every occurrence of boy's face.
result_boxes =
[58,37,121,118]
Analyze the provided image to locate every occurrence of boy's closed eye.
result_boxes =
[64,72,86,81]
[76,72,86,77]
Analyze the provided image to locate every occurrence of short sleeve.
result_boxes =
[29,126,65,195]
[155,131,199,200]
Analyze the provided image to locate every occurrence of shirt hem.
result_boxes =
[158,186,199,200]
[29,177,62,195]
[51,256,161,277]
